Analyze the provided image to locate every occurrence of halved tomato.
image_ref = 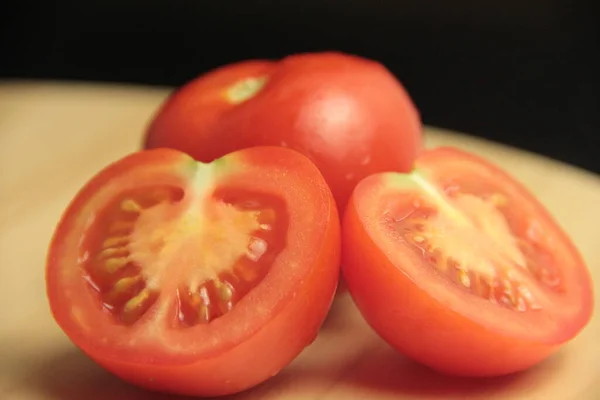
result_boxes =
[341,147,594,377]
[46,146,340,396]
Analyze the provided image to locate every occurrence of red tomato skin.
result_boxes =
[340,148,594,377]
[144,51,422,212]
[342,194,557,377]
[46,147,341,397]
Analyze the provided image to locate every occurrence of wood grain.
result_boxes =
[1,80,599,400]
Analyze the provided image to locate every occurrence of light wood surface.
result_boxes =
[1,80,599,400]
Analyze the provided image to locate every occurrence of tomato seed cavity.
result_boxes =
[79,185,287,327]
[387,189,562,312]
[80,186,183,325]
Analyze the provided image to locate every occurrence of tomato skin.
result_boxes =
[144,51,422,212]
[341,147,593,377]
[342,194,557,377]
[46,147,341,396]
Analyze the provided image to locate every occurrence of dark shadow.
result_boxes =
[1,337,575,400]
[5,346,189,400]
[319,289,354,334]
[341,343,569,398]
[4,342,329,400]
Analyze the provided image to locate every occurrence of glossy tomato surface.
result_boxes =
[342,147,594,377]
[46,146,340,397]
[144,51,422,212]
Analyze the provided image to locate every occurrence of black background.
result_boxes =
[1,0,597,173]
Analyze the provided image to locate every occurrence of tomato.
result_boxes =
[341,147,594,377]
[45,146,340,397]
[143,51,422,213]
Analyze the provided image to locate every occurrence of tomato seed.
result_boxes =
[104,257,130,273]
[119,289,159,325]
[113,275,143,292]
[123,288,150,312]
[198,303,211,324]
[103,236,129,248]
[413,235,425,243]
[97,247,129,259]
[104,275,145,306]
[120,199,143,213]
[216,281,234,302]
[247,237,268,262]
[458,270,471,287]
[177,279,238,325]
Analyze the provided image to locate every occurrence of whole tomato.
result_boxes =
[144,51,422,212]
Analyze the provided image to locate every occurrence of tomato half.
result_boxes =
[46,146,340,396]
[341,147,594,377]
[143,51,422,213]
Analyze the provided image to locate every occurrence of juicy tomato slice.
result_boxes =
[342,146,594,377]
[143,51,422,213]
[46,146,340,397]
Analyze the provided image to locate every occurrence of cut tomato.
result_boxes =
[341,146,594,377]
[46,146,340,396]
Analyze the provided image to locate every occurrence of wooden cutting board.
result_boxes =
[1,81,599,400]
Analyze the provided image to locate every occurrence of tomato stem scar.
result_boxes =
[225,76,268,105]
[410,171,471,227]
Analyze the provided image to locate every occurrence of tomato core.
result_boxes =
[225,76,268,104]
[386,171,563,313]
[79,183,287,328]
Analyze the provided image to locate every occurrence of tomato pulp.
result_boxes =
[144,51,422,213]
[342,147,594,377]
[46,147,341,396]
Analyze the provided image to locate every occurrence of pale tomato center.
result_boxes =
[131,201,261,290]
[80,185,287,327]
[388,171,562,312]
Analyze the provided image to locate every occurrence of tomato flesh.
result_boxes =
[46,147,341,396]
[342,147,593,377]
